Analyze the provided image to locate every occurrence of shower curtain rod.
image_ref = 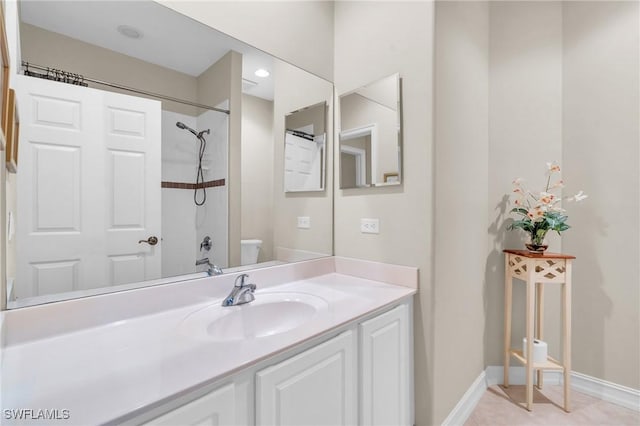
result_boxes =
[21,61,231,115]
[286,128,315,141]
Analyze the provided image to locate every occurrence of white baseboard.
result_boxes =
[442,367,639,425]
[570,371,640,412]
[485,365,562,387]
[441,370,488,426]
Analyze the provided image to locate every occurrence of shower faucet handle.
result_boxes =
[200,236,212,251]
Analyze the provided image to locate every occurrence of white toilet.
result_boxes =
[240,239,262,266]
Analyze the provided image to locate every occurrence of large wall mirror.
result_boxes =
[4,0,333,309]
[339,73,402,189]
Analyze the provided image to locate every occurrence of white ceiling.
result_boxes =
[20,0,275,100]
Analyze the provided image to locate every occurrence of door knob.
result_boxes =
[138,236,159,246]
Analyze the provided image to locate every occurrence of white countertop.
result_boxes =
[1,258,417,425]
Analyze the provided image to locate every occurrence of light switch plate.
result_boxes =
[360,218,380,234]
[297,216,311,229]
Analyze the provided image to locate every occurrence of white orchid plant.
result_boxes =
[509,162,587,248]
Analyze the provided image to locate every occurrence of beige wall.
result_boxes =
[563,1,639,389]
[285,102,326,136]
[340,152,357,189]
[158,1,334,82]
[333,2,435,424]
[20,24,198,116]
[285,102,329,195]
[434,1,489,422]
[273,59,333,256]
[241,94,274,262]
[197,50,234,111]
[483,0,640,391]
[486,0,564,365]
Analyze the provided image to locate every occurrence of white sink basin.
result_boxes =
[179,292,329,341]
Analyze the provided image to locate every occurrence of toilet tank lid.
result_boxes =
[241,239,263,245]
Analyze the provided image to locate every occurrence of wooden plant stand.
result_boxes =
[503,249,575,412]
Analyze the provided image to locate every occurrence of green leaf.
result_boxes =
[510,220,533,232]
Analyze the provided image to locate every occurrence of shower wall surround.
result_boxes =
[196,108,230,269]
[161,108,229,276]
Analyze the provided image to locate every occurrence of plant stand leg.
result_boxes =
[526,260,535,411]
[536,282,544,389]
[504,253,512,388]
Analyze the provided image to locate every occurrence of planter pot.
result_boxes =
[525,231,549,253]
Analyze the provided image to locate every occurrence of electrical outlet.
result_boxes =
[360,218,380,234]
[297,216,311,229]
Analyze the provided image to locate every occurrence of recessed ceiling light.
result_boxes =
[117,25,142,39]
[254,69,270,78]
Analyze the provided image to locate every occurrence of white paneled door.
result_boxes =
[14,75,161,299]
[283,132,323,192]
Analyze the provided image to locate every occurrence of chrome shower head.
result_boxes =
[177,122,211,139]
[176,121,198,137]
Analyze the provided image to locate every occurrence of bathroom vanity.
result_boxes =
[0,257,417,425]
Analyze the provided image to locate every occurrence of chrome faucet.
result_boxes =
[222,274,256,307]
[195,257,223,276]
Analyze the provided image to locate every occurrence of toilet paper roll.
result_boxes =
[522,338,548,363]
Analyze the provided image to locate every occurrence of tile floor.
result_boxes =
[464,385,640,425]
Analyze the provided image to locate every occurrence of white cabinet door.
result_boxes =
[359,303,411,426]
[256,330,357,426]
[143,380,250,426]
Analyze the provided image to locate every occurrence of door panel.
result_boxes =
[109,254,145,286]
[109,150,145,228]
[108,106,146,137]
[32,143,81,231]
[31,94,81,129]
[32,259,79,296]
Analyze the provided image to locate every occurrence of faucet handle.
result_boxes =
[234,273,249,287]
[237,284,256,304]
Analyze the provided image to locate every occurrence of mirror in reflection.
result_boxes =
[284,102,327,192]
[5,0,333,308]
[339,73,402,189]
